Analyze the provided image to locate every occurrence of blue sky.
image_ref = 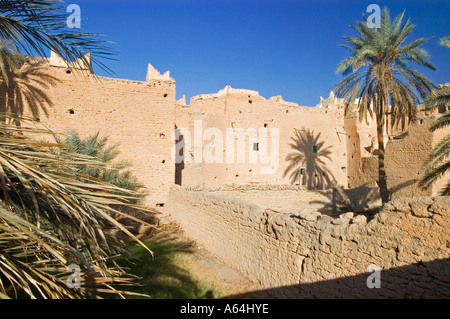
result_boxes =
[73,0,450,106]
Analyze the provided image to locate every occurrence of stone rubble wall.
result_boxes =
[168,186,450,298]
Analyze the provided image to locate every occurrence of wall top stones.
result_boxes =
[181,85,345,112]
[146,63,174,82]
[168,186,450,297]
[48,50,91,70]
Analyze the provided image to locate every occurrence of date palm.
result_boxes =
[332,7,436,204]
[420,37,450,195]
[0,2,150,299]
[57,130,144,202]
[0,118,151,299]
[0,0,114,74]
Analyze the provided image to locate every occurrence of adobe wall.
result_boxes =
[6,58,176,206]
[344,105,379,188]
[167,186,450,298]
[385,117,450,198]
[175,88,349,190]
[4,54,447,204]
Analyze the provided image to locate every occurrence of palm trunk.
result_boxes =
[376,108,390,205]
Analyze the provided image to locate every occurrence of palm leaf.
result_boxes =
[0,115,151,299]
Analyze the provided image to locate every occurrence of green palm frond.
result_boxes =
[422,136,450,174]
[0,0,116,74]
[334,7,436,114]
[423,87,450,111]
[332,7,437,203]
[420,160,450,194]
[440,36,450,48]
[57,130,144,203]
[430,112,450,132]
[420,36,450,194]
[0,115,151,299]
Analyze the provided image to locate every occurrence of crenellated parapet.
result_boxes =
[48,50,92,70]
[146,63,174,82]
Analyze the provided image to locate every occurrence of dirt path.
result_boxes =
[155,215,270,299]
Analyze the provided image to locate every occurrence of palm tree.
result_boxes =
[420,37,450,195]
[57,130,144,202]
[332,7,436,204]
[0,2,149,299]
[0,118,150,299]
[440,36,450,48]
[0,0,114,73]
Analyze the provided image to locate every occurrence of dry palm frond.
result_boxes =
[55,130,145,203]
[0,115,151,299]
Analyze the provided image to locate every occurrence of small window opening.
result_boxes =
[164,93,168,98]
[253,143,259,151]
[300,168,305,175]
[69,109,75,115]
[313,145,318,153]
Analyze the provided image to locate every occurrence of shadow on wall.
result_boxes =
[283,128,336,190]
[388,179,418,198]
[345,185,382,212]
[226,258,450,299]
[0,58,58,126]
[174,126,185,186]
[309,185,382,219]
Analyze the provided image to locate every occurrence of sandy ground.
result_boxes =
[155,214,270,299]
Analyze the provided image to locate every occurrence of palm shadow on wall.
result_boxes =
[174,126,185,186]
[283,128,336,190]
[0,54,58,126]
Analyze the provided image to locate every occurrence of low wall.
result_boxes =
[167,186,450,298]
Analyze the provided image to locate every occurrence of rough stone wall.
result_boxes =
[385,117,450,198]
[345,103,449,196]
[168,186,450,298]
[5,58,176,206]
[344,106,379,188]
